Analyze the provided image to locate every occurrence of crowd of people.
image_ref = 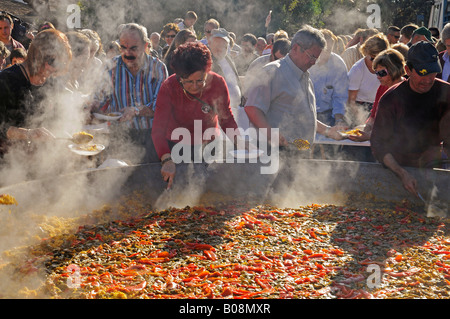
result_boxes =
[0,10,449,196]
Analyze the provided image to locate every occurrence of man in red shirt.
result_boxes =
[370,41,450,198]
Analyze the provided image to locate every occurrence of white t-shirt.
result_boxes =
[348,58,379,103]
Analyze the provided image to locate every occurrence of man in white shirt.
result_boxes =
[209,28,248,130]
[178,11,198,37]
[245,25,343,150]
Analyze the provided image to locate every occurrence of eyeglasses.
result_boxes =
[375,69,389,77]
[302,48,319,62]
[180,77,207,86]
[165,34,176,38]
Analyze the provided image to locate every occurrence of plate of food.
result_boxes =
[229,149,264,159]
[68,144,105,156]
[93,112,122,121]
[338,128,363,138]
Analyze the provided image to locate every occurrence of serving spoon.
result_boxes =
[56,132,94,144]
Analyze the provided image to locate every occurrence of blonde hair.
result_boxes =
[360,33,389,57]
[320,29,337,51]
[274,30,289,41]
[373,48,406,81]
[26,29,72,77]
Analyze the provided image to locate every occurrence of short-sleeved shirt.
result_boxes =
[348,57,380,103]
[244,54,317,144]
[370,79,450,167]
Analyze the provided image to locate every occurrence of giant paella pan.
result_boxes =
[0,158,448,300]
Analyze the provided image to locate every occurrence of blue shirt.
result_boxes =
[97,54,168,129]
[309,52,348,117]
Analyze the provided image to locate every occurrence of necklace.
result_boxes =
[183,88,203,100]
[182,88,212,114]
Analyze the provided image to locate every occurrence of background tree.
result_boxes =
[28,0,436,42]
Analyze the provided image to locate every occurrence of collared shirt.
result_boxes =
[245,54,317,144]
[442,51,450,83]
[98,54,168,129]
[309,52,348,117]
[4,38,25,66]
[341,43,362,71]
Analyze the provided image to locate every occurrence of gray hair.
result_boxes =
[292,25,326,50]
[442,23,450,42]
[118,23,149,44]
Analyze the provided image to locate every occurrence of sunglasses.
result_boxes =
[375,69,389,77]
[204,30,212,34]
[165,34,176,38]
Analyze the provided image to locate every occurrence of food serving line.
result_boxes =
[0,112,448,299]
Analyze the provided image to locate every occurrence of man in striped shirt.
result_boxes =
[95,23,168,163]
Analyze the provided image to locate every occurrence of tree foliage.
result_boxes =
[44,0,435,41]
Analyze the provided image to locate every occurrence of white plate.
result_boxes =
[69,144,105,156]
[229,149,264,159]
[338,129,363,138]
[93,112,122,121]
[82,123,110,134]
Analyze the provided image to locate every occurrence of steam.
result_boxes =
[0,0,396,299]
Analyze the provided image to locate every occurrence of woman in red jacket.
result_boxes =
[152,42,239,189]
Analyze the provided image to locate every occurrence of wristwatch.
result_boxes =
[161,157,173,165]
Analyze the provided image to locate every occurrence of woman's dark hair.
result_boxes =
[171,42,212,78]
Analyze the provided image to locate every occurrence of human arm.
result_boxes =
[331,56,349,127]
[160,153,175,190]
[382,153,418,196]
[6,127,55,141]
[316,120,345,141]
[245,105,288,146]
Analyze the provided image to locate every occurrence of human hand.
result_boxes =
[399,170,418,197]
[119,107,137,122]
[327,125,347,140]
[161,160,176,190]
[348,130,370,142]
[265,10,272,28]
[279,134,289,147]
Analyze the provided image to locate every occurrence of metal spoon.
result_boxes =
[57,132,94,144]
[417,192,426,204]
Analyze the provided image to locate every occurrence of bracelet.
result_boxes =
[161,157,172,165]
[324,126,330,138]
